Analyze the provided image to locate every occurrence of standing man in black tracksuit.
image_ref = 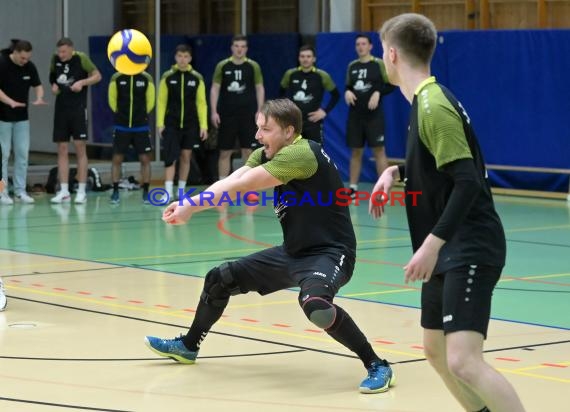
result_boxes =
[108,70,155,204]
[157,44,208,201]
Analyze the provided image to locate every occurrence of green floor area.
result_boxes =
[1,188,569,330]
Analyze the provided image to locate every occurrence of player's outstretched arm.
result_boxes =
[162,166,282,225]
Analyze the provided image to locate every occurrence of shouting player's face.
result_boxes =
[255,113,295,159]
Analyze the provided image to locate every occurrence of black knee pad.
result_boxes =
[300,295,337,330]
[201,263,241,307]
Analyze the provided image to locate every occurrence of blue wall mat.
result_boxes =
[91,30,570,192]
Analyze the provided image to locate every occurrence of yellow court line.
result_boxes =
[520,272,570,280]
[9,285,425,359]
[505,224,570,233]
[103,247,265,262]
[344,289,417,298]
[498,368,570,384]
[357,236,411,244]
[513,361,570,372]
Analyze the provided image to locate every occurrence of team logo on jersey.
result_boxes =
[136,81,145,87]
[57,74,74,87]
[353,80,372,92]
[293,90,313,103]
[227,81,246,93]
[187,80,196,86]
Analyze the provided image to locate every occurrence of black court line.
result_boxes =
[395,339,570,365]
[0,349,306,362]
[4,248,569,330]
[2,266,122,278]
[9,296,570,366]
[0,397,132,412]
[10,296,359,360]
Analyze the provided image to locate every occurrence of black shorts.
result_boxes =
[162,126,200,167]
[421,265,502,338]
[217,114,258,150]
[228,246,355,299]
[53,107,88,142]
[113,130,153,155]
[346,109,385,148]
[302,121,323,144]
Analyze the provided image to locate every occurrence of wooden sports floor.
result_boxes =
[1,186,569,411]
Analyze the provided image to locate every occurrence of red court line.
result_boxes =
[542,363,568,368]
[375,340,395,344]
[241,318,260,323]
[216,213,273,247]
[217,213,405,266]
[502,275,570,287]
[496,357,520,362]
[272,324,291,328]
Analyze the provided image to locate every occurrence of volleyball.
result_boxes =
[107,29,152,75]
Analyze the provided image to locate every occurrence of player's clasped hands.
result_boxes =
[162,202,192,225]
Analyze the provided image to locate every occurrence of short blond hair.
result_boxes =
[380,13,437,67]
[259,99,302,136]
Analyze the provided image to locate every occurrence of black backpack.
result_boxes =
[45,167,110,193]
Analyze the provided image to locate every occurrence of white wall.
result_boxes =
[0,0,116,153]
[330,0,357,32]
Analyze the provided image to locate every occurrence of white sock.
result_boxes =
[165,181,173,196]
[219,175,228,180]
[178,180,186,194]
[60,183,69,193]
[77,183,87,194]
[349,184,358,191]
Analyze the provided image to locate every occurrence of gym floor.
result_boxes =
[1,187,569,411]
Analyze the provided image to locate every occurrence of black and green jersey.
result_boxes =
[157,65,207,130]
[0,49,42,122]
[49,51,97,109]
[247,137,356,257]
[212,57,263,116]
[345,57,393,113]
[108,71,155,130]
[280,66,337,119]
[405,76,505,272]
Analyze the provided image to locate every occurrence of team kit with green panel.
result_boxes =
[345,57,395,148]
[401,76,506,337]
[280,66,339,143]
[49,51,97,141]
[212,57,263,150]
